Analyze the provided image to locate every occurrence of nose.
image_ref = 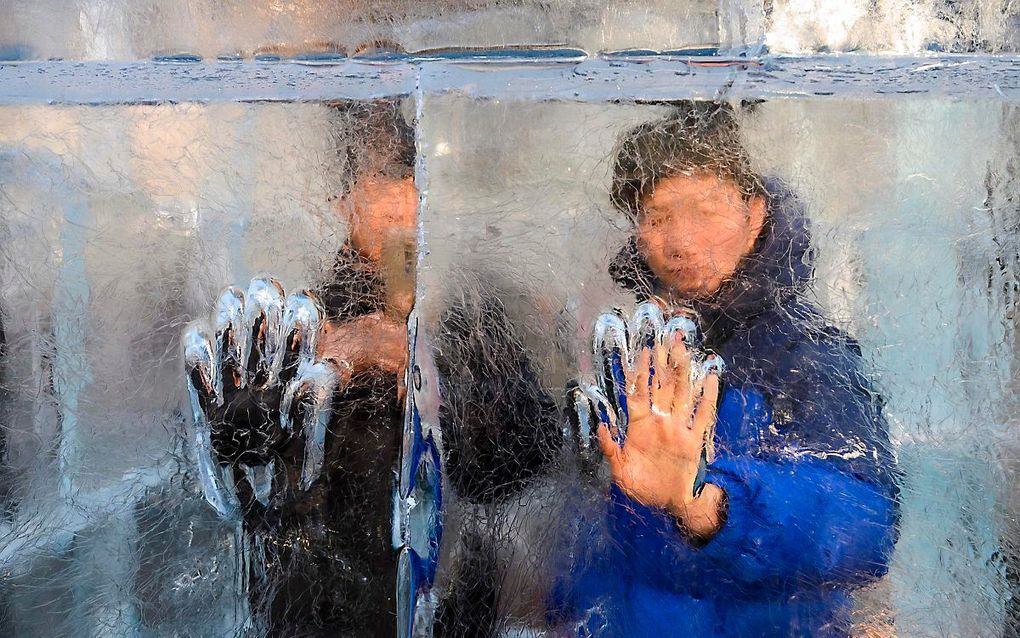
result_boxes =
[663,226,692,257]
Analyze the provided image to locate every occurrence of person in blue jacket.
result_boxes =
[550,101,900,637]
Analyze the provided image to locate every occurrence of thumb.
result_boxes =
[597,423,624,478]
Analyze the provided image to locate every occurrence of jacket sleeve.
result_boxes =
[434,289,562,504]
[607,318,900,597]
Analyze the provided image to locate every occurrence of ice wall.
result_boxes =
[0,2,1019,637]
[0,104,348,635]
[3,0,1020,59]
[416,94,1018,637]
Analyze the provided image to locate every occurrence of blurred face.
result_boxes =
[636,171,766,298]
[345,175,417,264]
[342,174,417,319]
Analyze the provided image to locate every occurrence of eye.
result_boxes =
[645,214,668,228]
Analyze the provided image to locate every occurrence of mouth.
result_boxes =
[668,263,697,278]
[665,264,711,292]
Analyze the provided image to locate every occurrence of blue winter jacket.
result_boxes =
[549,180,900,637]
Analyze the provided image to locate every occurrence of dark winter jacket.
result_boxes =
[550,179,900,637]
[256,245,560,637]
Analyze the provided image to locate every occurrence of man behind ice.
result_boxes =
[550,101,900,637]
[183,100,561,637]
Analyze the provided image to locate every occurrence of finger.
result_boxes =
[280,359,348,491]
[183,324,239,519]
[192,419,241,520]
[183,323,221,410]
[700,350,726,377]
[651,331,674,411]
[631,346,652,406]
[631,300,665,405]
[383,319,411,377]
[688,350,712,426]
[592,309,630,429]
[669,335,695,422]
[280,289,324,386]
[665,310,701,350]
[583,383,625,446]
[243,277,286,389]
[695,353,724,463]
[280,356,350,435]
[214,286,245,391]
[630,301,665,361]
[632,300,666,333]
[568,383,599,462]
[597,423,624,479]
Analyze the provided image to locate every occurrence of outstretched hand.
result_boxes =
[183,278,347,520]
[591,309,727,540]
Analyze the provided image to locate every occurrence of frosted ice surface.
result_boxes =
[0,103,359,635]
[3,0,1020,58]
[415,96,1019,637]
[0,0,730,60]
[0,12,1018,637]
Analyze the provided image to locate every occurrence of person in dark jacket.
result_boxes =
[549,102,900,637]
[183,101,415,637]
[184,100,560,637]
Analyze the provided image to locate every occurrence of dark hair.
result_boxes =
[329,99,415,197]
[610,101,765,220]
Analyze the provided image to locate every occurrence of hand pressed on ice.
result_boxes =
[596,329,726,540]
[317,312,408,378]
[318,311,408,403]
[183,278,349,519]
